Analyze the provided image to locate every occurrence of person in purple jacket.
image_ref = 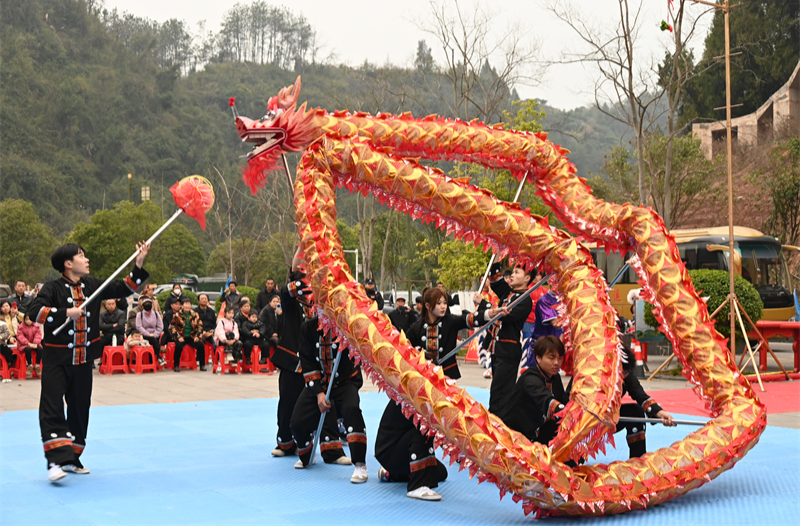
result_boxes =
[136,297,164,365]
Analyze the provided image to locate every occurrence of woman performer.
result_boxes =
[375,287,492,501]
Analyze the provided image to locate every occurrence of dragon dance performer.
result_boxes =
[481,263,534,420]
[272,249,342,458]
[31,242,150,483]
[375,287,487,501]
[290,316,366,480]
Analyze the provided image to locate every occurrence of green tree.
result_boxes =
[680,0,800,122]
[66,201,206,284]
[207,237,289,287]
[435,241,491,290]
[0,199,57,284]
[749,138,800,247]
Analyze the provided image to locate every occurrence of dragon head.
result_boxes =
[236,76,320,194]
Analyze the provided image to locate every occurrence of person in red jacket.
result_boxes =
[16,313,43,376]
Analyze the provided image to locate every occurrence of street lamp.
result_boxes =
[127,173,132,202]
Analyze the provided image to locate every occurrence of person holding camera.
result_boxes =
[388,297,418,333]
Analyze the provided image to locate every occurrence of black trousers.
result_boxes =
[291,382,366,466]
[276,369,305,452]
[375,402,448,492]
[141,335,161,359]
[488,348,521,419]
[39,361,93,468]
[616,403,647,458]
[23,344,43,366]
[174,340,203,366]
[1,344,17,368]
[242,338,268,364]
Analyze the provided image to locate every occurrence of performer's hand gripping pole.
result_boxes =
[439,273,553,365]
[310,348,345,466]
[476,171,529,294]
[53,175,215,336]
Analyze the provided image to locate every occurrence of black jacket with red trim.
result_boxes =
[299,316,362,396]
[503,365,571,442]
[273,271,309,372]
[621,373,664,417]
[480,266,533,358]
[30,266,148,365]
[405,311,481,380]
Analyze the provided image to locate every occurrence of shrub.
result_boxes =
[644,269,763,339]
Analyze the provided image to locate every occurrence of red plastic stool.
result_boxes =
[214,346,241,375]
[11,348,29,380]
[175,343,198,371]
[130,346,158,374]
[100,346,128,375]
[205,341,214,365]
[0,354,10,381]
[243,346,273,375]
[165,342,175,369]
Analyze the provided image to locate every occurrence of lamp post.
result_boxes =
[128,173,132,202]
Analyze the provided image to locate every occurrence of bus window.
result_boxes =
[697,247,723,270]
[740,243,785,288]
[681,248,698,270]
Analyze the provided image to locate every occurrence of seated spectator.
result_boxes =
[256,278,280,313]
[388,297,418,333]
[220,281,244,313]
[145,284,163,314]
[126,296,143,337]
[0,301,21,341]
[241,311,268,365]
[136,297,165,366]
[0,317,17,378]
[364,278,384,310]
[258,295,282,364]
[124,331,149,362]
[161,300,182,346]
[7,280,33,315]
[194,293,217,353]
[170,299,204,372]
[234,298,253,328]
[215,307,243,370]
[164,284,189,313]
[99,299,126,348]
[16,313,42,377]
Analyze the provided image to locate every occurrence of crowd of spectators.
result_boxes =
[1,275,429,379]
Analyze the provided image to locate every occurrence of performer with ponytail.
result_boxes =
[375,287,491,501]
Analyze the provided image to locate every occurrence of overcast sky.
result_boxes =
[100,0,713,110]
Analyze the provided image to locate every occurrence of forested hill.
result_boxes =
[2,0,796,241]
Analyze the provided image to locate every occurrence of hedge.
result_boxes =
[644,269,763,339]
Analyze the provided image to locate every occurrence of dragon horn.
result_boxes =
[277,76,302,110]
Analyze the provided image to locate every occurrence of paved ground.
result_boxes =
[2,350,797,428]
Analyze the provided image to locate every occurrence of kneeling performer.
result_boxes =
[375,287,484,501]
[290,315,368,483]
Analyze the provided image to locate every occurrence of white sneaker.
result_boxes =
[48,464,67,483]
[294,460,307,469]
[350,464,368,483]
[62,464,90,474]
[483,368,493,379]
[328,456,352,465]
[407,486,442,501]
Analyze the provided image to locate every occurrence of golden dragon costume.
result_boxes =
[234,78,765,517]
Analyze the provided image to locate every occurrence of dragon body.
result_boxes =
[236,78,765,517]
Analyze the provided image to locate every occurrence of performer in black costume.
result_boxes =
[291,316,366,481]
[375,287,486,501]
[31,242,149,483]
[482,263,534,419]
[503,335,571,445]
[271,249,342,458]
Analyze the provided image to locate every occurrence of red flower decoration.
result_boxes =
[170,176,215,230]
[229,97,236,107]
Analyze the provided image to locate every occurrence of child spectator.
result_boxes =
[16,313,43,377]
[215,307,243,371]
[241,311,268,365]
[123,331,148,362]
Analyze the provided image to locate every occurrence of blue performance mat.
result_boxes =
[1,387,798,525]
